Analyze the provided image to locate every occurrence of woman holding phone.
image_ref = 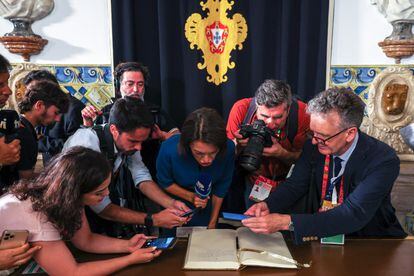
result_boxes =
[156,108,235,229]
[0,147,161,275]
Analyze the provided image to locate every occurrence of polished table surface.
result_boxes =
[74,238,414,276]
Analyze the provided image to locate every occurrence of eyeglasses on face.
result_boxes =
[307,127,355,145]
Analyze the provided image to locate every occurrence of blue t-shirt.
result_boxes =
[156,135,235,199]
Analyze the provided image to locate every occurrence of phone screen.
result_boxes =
[145,237,176,249]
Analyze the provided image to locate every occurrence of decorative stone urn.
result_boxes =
[371,0,414,63]
[0,0,55,61]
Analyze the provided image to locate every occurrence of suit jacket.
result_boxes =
[266,131,407,244]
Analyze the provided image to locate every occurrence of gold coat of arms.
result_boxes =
[185,0,248,85]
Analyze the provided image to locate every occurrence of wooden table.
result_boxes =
[73,238,414,276]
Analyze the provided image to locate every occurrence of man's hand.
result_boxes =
[0,243,41,270]
[244,202,270,217]
[262,136,287,158]
[152,208,188,229]
[169,199,190,215]
[81,105,102,127]
[151,125,180,141]
[242,213,291,234]
[0,137,20,165]
[151,124,167,141]
[233,130,249,147]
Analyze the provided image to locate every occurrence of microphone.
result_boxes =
[0,110,20,143]
[194,172,212,203]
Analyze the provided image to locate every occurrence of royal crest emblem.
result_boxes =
[206,21,228,54]
[185,0,248,85]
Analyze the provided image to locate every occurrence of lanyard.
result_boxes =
[321,155,344,205]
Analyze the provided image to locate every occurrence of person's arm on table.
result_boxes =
[98,201,187,229]
[32,211,160,276]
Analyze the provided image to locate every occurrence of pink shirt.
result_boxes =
[0,194,61,242]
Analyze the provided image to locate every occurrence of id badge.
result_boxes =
[249,179,272,202]
[321,234,345,245]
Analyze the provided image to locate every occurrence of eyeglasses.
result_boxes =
[307,127,354,146]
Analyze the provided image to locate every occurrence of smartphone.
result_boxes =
[144,237,177,250]
[180,209,196,217]
[222,212,251,221]
[0,230,29,250]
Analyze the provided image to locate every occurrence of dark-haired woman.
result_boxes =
[0,147,161,275]
[156,108,235,228]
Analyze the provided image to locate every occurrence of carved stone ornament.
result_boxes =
[371,0,414,63]
[6,62,40,111]
[361,66,414,161]
[0,0,55,61]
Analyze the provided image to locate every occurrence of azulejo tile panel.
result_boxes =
[329,66,414,104]
[42,65,113,109]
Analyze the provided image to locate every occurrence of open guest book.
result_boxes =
[183,227,310,270]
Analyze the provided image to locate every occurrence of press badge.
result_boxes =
[249,176,274,202]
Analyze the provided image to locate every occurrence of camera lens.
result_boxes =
[239,135,265,172]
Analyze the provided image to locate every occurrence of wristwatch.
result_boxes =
[288,220,294,231]
[145,213,153,229]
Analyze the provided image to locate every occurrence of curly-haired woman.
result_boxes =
[0,146,160,275]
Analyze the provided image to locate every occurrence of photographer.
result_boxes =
[226,80,310,210]
[81,62,179,179]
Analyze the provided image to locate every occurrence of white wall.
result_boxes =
[331,0,414,65]
[0,0,112,65]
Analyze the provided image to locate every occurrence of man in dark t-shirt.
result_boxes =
[22,70,85,165]
[0,81,68,187]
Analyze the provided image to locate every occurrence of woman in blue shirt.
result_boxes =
[156,108,235,228]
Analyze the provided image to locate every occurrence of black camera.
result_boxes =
[238,119,275,172]
[0,110,20,143]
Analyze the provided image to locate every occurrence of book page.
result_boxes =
[237,227,297,268]
[183,229,240,270]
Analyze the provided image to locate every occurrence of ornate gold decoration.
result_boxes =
[185,0,247,85]
[361,66,414,161]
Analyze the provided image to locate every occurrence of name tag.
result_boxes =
[249,177,273,202]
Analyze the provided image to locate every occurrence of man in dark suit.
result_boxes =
[242,87,407,244]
